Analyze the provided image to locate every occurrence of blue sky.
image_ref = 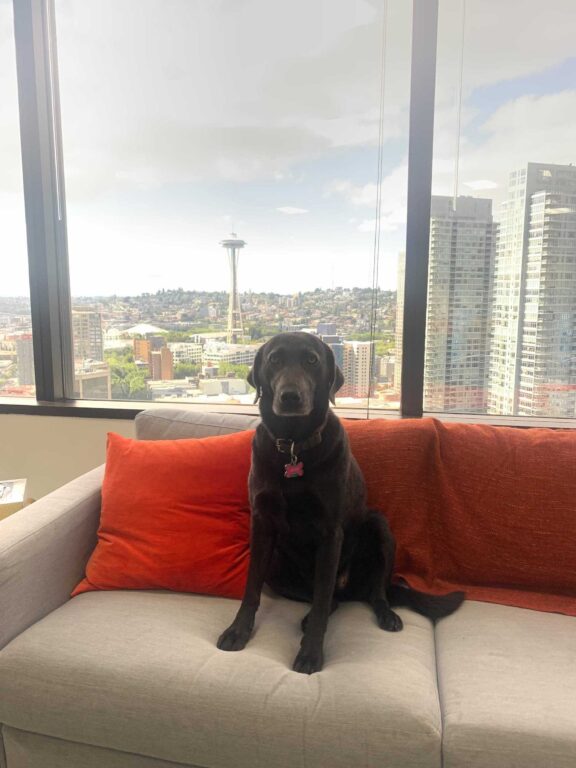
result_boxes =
[463,57,576,147]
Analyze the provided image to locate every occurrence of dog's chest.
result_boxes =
[280,487,331,540]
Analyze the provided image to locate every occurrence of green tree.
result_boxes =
[218,362,250,380]
[126,372,148,399]
[174,363,200,378]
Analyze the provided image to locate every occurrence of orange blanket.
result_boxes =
[346,418,576,615]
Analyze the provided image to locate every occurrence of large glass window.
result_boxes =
[0,0,35,397]
[426,0,576,419]
[54,0,410,409]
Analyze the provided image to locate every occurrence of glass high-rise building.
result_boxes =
[488,163,576,417]
[424,196,496,413]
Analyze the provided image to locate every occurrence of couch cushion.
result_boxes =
[2,726,202,768]
[135,409,260,440]
[436,600,576,768]
[0,591,442,768]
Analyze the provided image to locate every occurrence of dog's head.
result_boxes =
[248,332,344,417]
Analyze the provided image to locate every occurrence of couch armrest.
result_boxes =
[0,465,104,650]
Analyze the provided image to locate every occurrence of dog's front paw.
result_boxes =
[292,647,324,675]
[217,624,251,652]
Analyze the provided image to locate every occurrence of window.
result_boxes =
[53,0,410,410]
[425,0,576,419]
[0,0,35,397]
[4,0,575,424]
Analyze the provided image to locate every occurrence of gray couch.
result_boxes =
[0,409,574,768]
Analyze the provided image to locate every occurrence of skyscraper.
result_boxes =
[488,163,576,417]
[424,196,496,412]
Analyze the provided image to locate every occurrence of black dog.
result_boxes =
[217,332,464,674]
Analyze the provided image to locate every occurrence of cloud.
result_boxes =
[463,179,499,191]
[325,180,378,208]
[432,90,576,210]
[276,207,309,215]
[357,216,403,234]
[435,0,576,105]
[49,0,393,195]
[327,164,409,234]
[357,219,376,233]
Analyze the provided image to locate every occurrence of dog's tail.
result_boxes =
[388,583,465,621]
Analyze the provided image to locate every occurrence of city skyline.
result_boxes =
[3,159,576,418]
[0,285,397,403]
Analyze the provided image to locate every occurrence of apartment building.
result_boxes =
[71,307,104,362]
[150,347,174,381]
[488,163,576,417]
[424,196,496,413]
[340,340,374,399]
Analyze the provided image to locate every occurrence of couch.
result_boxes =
[0,408,575,768]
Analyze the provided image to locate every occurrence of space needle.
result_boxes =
[220,234,246,344]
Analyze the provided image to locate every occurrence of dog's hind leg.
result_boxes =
[345,511,403,632]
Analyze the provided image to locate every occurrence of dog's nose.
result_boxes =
[280,389,302,406]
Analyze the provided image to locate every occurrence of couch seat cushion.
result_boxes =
[436,600,576,768]
[0,591,441,768]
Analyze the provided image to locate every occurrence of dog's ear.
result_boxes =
[330,365,344,404]
[247,345,264,404]
[324,342,344,404]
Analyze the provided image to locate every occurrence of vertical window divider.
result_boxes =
[401,0,439,418]
[12,0,74,402]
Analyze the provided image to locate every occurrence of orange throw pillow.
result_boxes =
[72,430,253,599]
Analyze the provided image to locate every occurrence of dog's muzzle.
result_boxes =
[273,386,312,416]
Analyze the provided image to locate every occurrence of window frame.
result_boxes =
[12,0,74,403]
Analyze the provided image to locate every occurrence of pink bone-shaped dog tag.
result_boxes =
[284,461,304,478]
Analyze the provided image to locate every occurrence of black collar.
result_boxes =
[274,429,323,456]
[264,414,328,458]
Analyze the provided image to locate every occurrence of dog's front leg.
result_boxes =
[217,511,276,652]
[293,527,343,674]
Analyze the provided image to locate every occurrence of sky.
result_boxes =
[1,0,576,297]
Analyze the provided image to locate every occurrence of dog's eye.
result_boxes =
[306,354,319,365]
[268,353,281,365]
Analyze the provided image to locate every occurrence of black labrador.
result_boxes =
[217,332,464,674]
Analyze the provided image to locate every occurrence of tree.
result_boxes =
[174,363,200,378]
[218,362,250,380]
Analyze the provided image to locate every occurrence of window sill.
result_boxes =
[0,398,396,421]
[1,397,575,429]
